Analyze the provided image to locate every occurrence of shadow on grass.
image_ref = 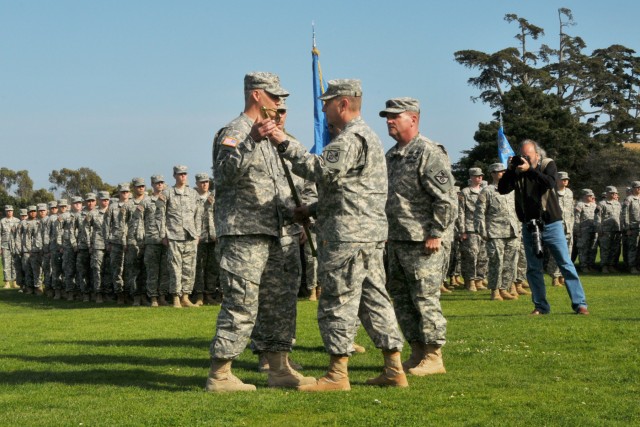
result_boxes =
[1,353,209,369]
[43,338,211,349]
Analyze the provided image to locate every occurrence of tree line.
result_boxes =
[453,8,640,194]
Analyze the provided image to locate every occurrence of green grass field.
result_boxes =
[1,275,638,426]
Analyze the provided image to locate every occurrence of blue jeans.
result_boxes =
[522,220,587,313]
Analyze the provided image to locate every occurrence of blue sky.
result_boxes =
[1,0,638,192]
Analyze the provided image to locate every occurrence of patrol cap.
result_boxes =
[605,186,618,193]
[71,196,84,204]
[27,205,37,212]
[57,199,68,207]
[85,192,97,201]
[48,201,58,209]
[37,203,47,211]
[319,79,362,101]
[632,181,640,188]
[244,72,289,97]
[557,171,570,180]
[173,165,188,175]
[4,205,13,211]
[131,177,145,187]
[195,173,210,183]
[488,162,506,173]
[581,189,594,197]
[98,191,111,200]
[117,183,131,192]
[469,167,483,176]
[151,174,165,184]
[19,209,27,216]
[379,97,420,117]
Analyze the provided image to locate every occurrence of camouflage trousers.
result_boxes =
[76,249,92,294]
[22,253,32,288]
[303,230,318,291]
[622,233,630,267]
[13,253,24,286]
[577,232,598,268]
[448,237,462,277]
[441,227,455,279]
[1,248,16,282]
[626,230,640,269]
[599,231,621,267]
[251,233,302,352]
[144,244,169,297]
[50,250,63,290]
[91,249,111,294]
[62,247,77,293]
[545,235,572,278]
[516,239,527,282]
[109,243,126,294]
[316,241,404,356]
[167,239,197,296]
[477,238,488,279]
[194,241,219,295]
[210,235,294,360]
[486,237,519,290]
[460,233,483,280]
[42,252,51,289]
[30,252,43,288]
[387,240,447,346]
[125,243,146,296]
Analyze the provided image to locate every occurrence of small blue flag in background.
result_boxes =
[498,114,515,167]
[311,31,329,155]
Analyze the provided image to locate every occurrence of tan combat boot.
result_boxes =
[558,277,565,285]
[365,350,409,387]
[257,353,269,373]
[150,296,158,307]
[205,359,256,393]
[265,352,316,388]
[465,279,477,292]
[402,341,425,371]
[298,355,350,392]
[82,293,90,302]
[172,295,182,308]
[475,279,487,291]
[490,290,503,301]
[551,277,561,287]
[288,356,303,371]
[509,284,520,298]
[308,287,317,301]
[454,275,465,286]
[499,289,517,300]
[3,281,9,289]
[440,283,452,294]
[35,287,44,296]
[408,344,446,376]
[194,293,204,306]
[181,294,195,307]
[353,343,366,353]
[516,283,531,295]
[158,295,168,306]
[96,293,104,304]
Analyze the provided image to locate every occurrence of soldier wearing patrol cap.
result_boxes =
[594,186,621,273]
[193,172,218,306]
[575,189,598,272]
[103,183,132,303]
[125,177,149,306]
[545,171,575,285]
[622,181,640,273]
[61,197,84,300]
[207,72,314,392]
[19,205,37,293]
[459,167,488,291]
[27,203,49,295]
[1,205,20,288]
[41,200,58,296]
[50,199,68,298]
[75,193,97,302]
[142,175,170,307]
[269,79,407,391]
[88,191,111,303]
[380,97,454,376]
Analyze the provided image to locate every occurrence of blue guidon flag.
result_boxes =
[311,31,329,155]
[498,114,515,167]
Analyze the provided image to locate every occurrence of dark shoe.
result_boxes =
[576,306,590,315]
[530,309,547,316]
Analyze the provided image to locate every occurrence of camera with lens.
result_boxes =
[526,219,545,258]
[510,155,531,169]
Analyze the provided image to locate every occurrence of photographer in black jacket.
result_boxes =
[498,139,589,315]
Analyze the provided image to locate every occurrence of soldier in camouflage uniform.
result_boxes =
[575,189,598,272]
[62,197,83,300]
[20,206,37,293]
[74,193,97,302]
[474,163,524,300]
[459,168,488,291]
[125,178,148,306]
[193,172,218,306]
[40,201,57,296]
[271,80,407,391]
[103,184,131,304]
[595,186,621,273]
[12,209,28,290]
[28,204,49,295]
[143,175,169,307]
[545,172,574,286]
[621,187,632,268]
[621,181,640,273]
[206,72,314,392]
[1,206,20,289]
[50,200,67,299]
[379,97,453,376]
[88,191,111,303]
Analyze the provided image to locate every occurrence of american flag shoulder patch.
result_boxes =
[222,137,238,148]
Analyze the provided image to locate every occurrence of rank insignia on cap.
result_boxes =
[326,151,340,163]
[434,170,450,185]
[222,137,238,148]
